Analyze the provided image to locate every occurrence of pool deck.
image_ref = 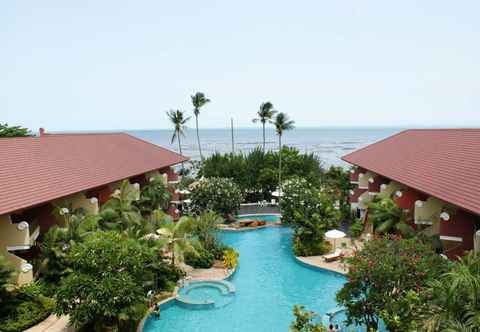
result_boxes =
[296,255,348,275]
[295,237,363,275]
[187,266,235,281]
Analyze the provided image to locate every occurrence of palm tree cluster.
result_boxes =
[166,94,295,200]
[166,92,210,162]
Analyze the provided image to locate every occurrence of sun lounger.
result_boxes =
[323,250,343,262]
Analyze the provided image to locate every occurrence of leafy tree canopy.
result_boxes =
[199,147,323,202]
[55,231,155,331]
[336,236,449,331]
[282,177,340,256]
[0,123,31,137]
[189,177,243,218]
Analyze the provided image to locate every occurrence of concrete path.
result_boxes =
[24,315,73,332]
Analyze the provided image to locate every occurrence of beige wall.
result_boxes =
[358,171,374,189]
[0,214,33,286]
[377,181,404,199]
[414,197,444,237]
[54,192,99,215]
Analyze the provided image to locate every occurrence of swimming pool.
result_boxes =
[236,213,281,223]
[143,227,350,332]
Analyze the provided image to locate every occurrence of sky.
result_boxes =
[2,1,480,131]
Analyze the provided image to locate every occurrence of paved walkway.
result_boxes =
[296,255,348,274]
[188,267,231,280]
[24,315,73,332]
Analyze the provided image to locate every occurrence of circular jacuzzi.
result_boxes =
[176,280,235,310]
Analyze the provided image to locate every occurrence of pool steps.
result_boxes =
[175,280,236,310]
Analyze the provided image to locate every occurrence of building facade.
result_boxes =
[0,131,187,285]
[343,129,480,258]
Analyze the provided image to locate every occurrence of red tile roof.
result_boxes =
[0,133,188,215]
[342,129,480,215]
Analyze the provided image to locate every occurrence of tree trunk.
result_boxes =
[178,133,184,172]
[171,244,175,266]
[278,134,282,205]
[195,115,203,161]
[262,122,266,152]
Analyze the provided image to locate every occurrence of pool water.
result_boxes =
[236,213,281,223]
[144,227,351,332]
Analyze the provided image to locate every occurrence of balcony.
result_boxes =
[0,215,34,285]
[377,181,405,199]
[414,197,444,226]
[358,171,375,189]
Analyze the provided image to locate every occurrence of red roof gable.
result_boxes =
[342,129,480,215]
[0,133,188,215]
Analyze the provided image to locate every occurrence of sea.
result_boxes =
[128,127,404,168]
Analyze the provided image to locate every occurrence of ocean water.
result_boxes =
[128,127,402,167]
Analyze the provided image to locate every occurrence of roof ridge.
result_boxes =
[43,132,124,136]
[123,133,189,161]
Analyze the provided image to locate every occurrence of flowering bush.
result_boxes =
[282,177,340,256]
[336,236,449,331]
[189,177,243,218]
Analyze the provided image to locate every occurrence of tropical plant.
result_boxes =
[282,177,339,256]
[0,281,55,332]
[156,216,195,265]
[184,243,215,269]
[37,209,99,283]
[0,256,15,302]
[271,112,294,202]
[55,231,153,331]
[0,123,30,137]
[349,218,364,238]
[223,248,239,269]
[166,109,190,170]
[191,92,210,160]
[336,236,449,331]
[421,251,480,332]
[199,147,322,202]
[191,211,223,252]
[367,197,414,237]
[252,101,276,152]
[135,174,172,214]
[290,305,326,332]
[189,177,243,219]
[98,180,143,232]
[322,166,353,221]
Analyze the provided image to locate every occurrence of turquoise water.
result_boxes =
[143,227,348,332]
[236,214,281,223]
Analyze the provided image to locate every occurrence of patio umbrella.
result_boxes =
[271,190,283,197]
[325,229,346,252]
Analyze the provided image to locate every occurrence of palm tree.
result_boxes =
[423,251,480,331]
[156,216,195,265]
[367,197,414,237]
[271,112,294,202]
[166,109,190,155]
[191,92,210,160]
[252,102,276,152]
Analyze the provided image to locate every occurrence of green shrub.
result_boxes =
[349,219,364,238]
[293,239,331,257]
[0,281,55,332]
[282,177,339,257]
[199,147,324,202]
[184,246,214,269]
[189,177,243,218]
